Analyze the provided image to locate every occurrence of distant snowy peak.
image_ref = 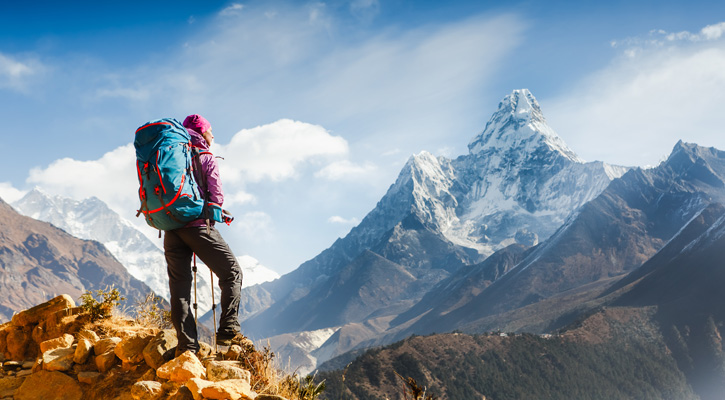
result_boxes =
[404,151,459,229]
[468,89,582,163]
[12,189,280,316]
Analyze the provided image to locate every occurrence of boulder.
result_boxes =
[42,347,76,372]
[206,360,251,382]
[156,351,205,383]
[11,294,75,327]
[143,329,177,370]
[131,380,164,400]
[5,328,31,360]
[95,337,122,354]
[0,327,8,355]
[116,332,155,364]
[43,307,83,334]
[139,368,157,382]
[201,379,256,400]
[14,370,83,400]
[0,375,25,394]
[1,361,22,372]
[74,338,94,364]
[95,337,122,373]
[168,385,195,400]
[31,325,45,347]
[185,378,213,400]
[96,349,119,373]
[40,333,75,353]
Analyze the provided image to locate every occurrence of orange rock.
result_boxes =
[42,347,76,372]
[115,331,155,364]
[5,327,31,360]
[39,333,74,353]
[156,351,206,383]
[11,295,75,327]
[14,370,82,400]
[200,379,257,400]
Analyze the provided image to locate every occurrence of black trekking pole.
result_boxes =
[193,254,198,326]
[210,269,218,354]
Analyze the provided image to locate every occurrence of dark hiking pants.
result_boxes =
[164,226,243,352]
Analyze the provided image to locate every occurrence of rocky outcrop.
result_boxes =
[0,295,291,400]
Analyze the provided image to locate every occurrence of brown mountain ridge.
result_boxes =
[0,198,152,322]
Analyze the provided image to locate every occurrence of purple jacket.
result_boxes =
[185,128,224,227]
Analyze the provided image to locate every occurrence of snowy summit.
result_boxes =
[468,89,582,163]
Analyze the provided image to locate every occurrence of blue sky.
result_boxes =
[2,0,725,274]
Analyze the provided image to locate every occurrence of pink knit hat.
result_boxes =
[183,114,211,134]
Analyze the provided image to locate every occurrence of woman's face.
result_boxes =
[202,128,214,146]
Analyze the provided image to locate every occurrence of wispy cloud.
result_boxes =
[236,211,275,242]
[611,21,725,49]
[546,21,725,167]
[219,3,244,16]
[328,215,360,225]
[0,52,45,92]
[7,3,525,272]
[315,160,377,181]
[350,0,380,23]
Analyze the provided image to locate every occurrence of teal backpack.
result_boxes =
[134,118,204,231]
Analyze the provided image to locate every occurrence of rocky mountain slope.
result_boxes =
[11,189,280,318]
[389,141,725,339]
[239,89,629,372]
[317,308,699,400]
[0,199,151,322]
[317,197,725,400]
[0,294,308,400]
[605,201,725,400]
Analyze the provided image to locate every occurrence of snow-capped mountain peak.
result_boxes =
[467,89,582,163]
[12,189,280,321]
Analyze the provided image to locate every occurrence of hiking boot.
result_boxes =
[216,331,246,347]
[174,347,200,359]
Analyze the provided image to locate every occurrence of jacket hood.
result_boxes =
[187,128,209,150]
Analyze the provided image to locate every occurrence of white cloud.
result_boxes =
[700,22,725,41]
[220,3,244,16]
[0,182,27,203]
[5,4,525,273]
[612,21,725,48]
[546,23,725,167]
[216,119,349,183]
[328,215,360,225]
[26,144,138,217]
[664,21,725,42]
[224,190,257,207]
[0,52,45,92]
[315,160,377,181]
[21,118,352,223]
[236,211,275,242]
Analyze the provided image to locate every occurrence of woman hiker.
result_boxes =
[164,114,243,355]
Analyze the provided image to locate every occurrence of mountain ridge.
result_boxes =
[238,89,630,372]
[0,198,152,322]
